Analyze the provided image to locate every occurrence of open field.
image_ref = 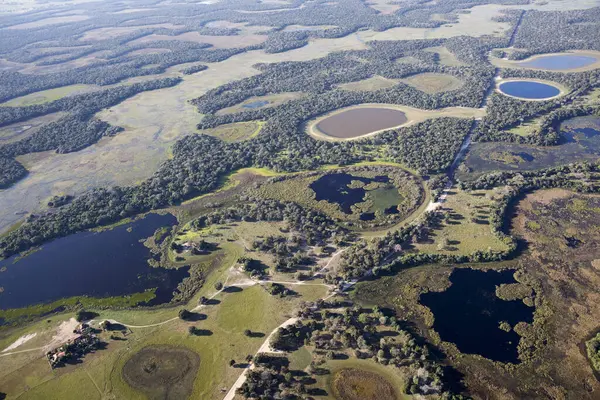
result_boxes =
[424,46,466,67]
[364,0,401,15]
[306,103,485,142]
[0,85,98,107]
[5,15,90,29]
[0,112,65,144]
[401,73,464,94]
[337,76,399,92]
[414,187,510,256]
[199,121,264,142]
[131,31,269,49]
[215,92,304,115]
[78,24,185,41]
[356,4,511,42]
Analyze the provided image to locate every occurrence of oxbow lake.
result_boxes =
[498,81,561,100]
[0,213,188,311]
[519,54,597,70]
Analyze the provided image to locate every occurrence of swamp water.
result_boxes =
[309,173,401,220]
[0,213,188,310]
[460,116,600,180]
[420,268,534,363]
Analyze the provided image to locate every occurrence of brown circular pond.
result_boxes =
[315,107,408,139]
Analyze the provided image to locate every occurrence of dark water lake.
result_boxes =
[242,100,270,109]
[421,268,533,363]
[498,81,560,100]
[520,54,597,70]
[316,107,408,138]
[0,213,189,310]
[459,116,600,181]
[310,173,391,217]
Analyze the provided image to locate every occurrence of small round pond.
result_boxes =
[498,80,561,100]
[0,213,188,311]
[519,54,598,71]
[313,107,408,139]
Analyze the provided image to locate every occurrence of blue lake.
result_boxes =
[0,213,188,310]
[520,54,597,70]
[499,81,561,100]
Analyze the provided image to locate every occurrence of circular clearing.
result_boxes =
[122,345,200,400]
[313,106,408,139]
[332,367,399,400]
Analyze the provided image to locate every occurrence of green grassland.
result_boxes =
[215,92,304,115]
[337,76,399,92]
[401,73,464,94]
[0,85,97,107]
[198,121,265,142]
[424,46,466,67]
[414,188,510,256]
[0,278,326,399]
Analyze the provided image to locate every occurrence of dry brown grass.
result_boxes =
[332,368,399,400]
[132,31,268,49]
[401,72,464,94]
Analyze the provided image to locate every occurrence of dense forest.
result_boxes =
[510,7,600,60]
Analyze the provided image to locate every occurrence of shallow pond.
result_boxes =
[242,100,270,109]
[309,173,402,221]
[0,213,188,310]
[519,54,597,70]
[315,107,408,138]
[459,116,600,180]
[498,81,561,100]
[420,268,533,363]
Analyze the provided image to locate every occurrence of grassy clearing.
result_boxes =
[7,15,90,29]
[356,4,511,42]
[198,120,264,142]
[316,358,410,400]
[338,76,399,92]
[414,188,510,256]
[132,31,268,49]
[364,0,401,14]
[0,85,96,107]
[424,46,466,67]
[401,73,464,94]
[215,92,304,115]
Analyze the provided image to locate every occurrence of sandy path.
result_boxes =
[1,333,37,353]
